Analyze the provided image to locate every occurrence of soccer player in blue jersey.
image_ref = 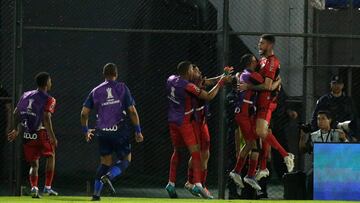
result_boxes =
[80,63,144,201]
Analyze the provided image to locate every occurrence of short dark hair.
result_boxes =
[177,61,192,76]
[103,63,118,77]
[35,72,50,88]
[240,54,255,67]
[261,34,275,44]
[318,110,333,120]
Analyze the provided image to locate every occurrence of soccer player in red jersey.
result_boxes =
[238,35,294,176]
[165,61,229,199]
[8,72,58,198]
[229,54,281,190]
[184,65,224,198]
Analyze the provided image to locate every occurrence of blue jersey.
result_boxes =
[83,80,135,129]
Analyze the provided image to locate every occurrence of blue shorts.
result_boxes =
[95,124,131,159]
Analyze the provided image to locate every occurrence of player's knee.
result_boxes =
[201,150,210,161]
[188,144,200,153]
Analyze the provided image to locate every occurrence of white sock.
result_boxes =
[195,183,202,187]
[45,186,51,189]
[168,182,175,187]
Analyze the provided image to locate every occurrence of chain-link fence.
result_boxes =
[1,0,360,200]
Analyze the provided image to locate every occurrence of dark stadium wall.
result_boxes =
[313,9,360,109]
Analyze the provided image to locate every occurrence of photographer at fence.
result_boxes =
[310,75,358,140]
[299,110,348,199]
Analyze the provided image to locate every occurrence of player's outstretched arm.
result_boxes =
[203,75,222,86]
[43,111,57,147]
[8,108,20,142]
[198,75,232,101]
[127,106,144,143]
[80,107,94,142]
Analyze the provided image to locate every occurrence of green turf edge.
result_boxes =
[0,196,358,203]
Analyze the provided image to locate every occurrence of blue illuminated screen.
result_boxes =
[314,143,360,200]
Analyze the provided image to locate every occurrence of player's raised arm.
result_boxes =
[7,107,20,142]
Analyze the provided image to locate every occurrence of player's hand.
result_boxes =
[85,129,95,142]
[237,83,248,91]
[135,132,144,143]
[336,129,347,141]
[224,66,234,76]
[7,129,18,142]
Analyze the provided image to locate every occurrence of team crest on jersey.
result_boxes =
[106,88,114,99]
[27,99,34,109]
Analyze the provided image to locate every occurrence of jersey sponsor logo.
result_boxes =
[106,88,114,99]
[23,132,37,140]
[102,125,118,132]
[27,99,34,109]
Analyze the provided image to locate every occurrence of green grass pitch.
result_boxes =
[0,196,357,203]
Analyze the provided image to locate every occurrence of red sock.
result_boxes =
[234,156,246,174]
[202,169,208,186]
[29,175,38,188]
[187,167,194,184]
[265,133,288,158]
[169,151,180,183]
[247,159,258,177]
[45,170,54,187]
[260,142,270,170]
[191,151,202,184]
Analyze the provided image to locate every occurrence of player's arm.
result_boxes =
[243,77,273,91]
[270,76,281,91]
[43,97,57,147]
[80,107,95,142]
[7,107,21,142]
[203,66,234,86]
[203,75,222,86]
[43,111,57,147]
[127,106,143,143]
[124,85,143,143]
[187,78,224,101]
[81,92,95,142]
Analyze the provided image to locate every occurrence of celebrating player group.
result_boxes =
[7,34,294,201]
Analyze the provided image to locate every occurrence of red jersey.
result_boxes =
[183,83,201,123]
[257,55,280,107]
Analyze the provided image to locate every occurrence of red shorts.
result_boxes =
[169,122,197,148]
[235,113,257,141]
[256,101,277,124]
[192,122,210,151]
[23,129,54,162]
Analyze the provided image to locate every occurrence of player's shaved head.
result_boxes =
[103,63,118,78]
[35,72,50,88]
[261,34,275,44]
[177,61,193,76]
